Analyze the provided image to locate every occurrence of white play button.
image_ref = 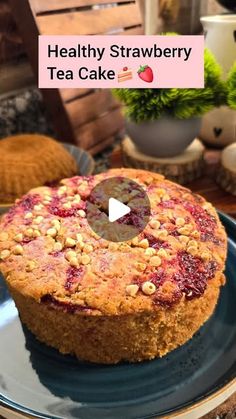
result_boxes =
[86,176,150,242]
[108,197,131,223]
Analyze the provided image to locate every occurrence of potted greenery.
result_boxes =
[113,49,225,158]
[200,63,236,147]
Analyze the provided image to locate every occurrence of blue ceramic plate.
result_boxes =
[0,211,235,419]
[62,143,95,176]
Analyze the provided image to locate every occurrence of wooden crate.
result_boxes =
[8,0,143,154]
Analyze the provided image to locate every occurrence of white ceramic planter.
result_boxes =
[200,14,236,147]
[126,117,202,158]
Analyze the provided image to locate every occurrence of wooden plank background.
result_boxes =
[66,90,119,128]
[37,4,141,35]
[60,88,93,102]
[75,107,124,150]
[32,0,134,14]
[8,0,142,152]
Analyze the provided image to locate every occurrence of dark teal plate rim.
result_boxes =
[0,210,236,419]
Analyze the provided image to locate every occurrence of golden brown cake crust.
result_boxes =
[0,134,77,203]
[9,274,223,364]
[0,169,227,363]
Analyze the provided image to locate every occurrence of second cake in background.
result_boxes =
[0,134,78,204]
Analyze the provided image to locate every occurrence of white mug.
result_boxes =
[201,14,236,78]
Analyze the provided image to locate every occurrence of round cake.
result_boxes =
[0,169,227,364]
[0,134,78,203]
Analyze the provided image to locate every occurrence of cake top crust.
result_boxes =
[0,169,227,316]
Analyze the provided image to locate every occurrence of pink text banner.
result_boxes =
[38,35,204,89]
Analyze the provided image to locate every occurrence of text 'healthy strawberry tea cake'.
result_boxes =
[0,169,227,364]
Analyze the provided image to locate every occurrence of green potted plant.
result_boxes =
[113,49,225,158]
[200,63,236,147]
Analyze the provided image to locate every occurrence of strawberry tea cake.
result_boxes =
[0,169,227,364]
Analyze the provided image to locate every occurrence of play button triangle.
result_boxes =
[108,197,131,223]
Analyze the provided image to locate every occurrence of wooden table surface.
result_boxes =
[1,146,235,419]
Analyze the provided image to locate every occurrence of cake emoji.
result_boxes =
[0,134,78,204]
[118,67,133,83]
[0,169,227,364]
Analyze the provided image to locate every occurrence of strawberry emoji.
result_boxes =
[137,65,154,83]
